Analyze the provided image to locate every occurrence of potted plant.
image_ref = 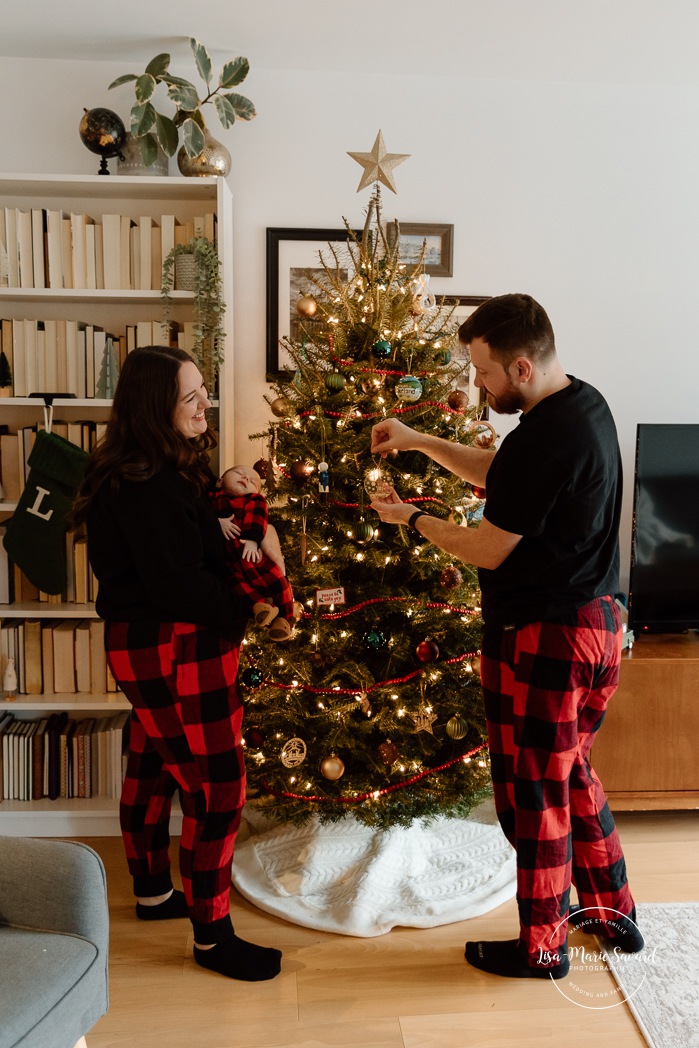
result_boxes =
[109,38,256,172]
[161,237,226,389]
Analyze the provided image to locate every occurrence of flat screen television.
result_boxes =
[628,423,699,633]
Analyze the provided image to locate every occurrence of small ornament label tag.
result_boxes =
[316,586,346,605]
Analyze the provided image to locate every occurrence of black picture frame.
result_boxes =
[265,227,360,381]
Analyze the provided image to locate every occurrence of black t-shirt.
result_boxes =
[87,465,246,642]
[479,377,622,628]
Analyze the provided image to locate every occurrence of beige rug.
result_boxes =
[604,902,699,1048]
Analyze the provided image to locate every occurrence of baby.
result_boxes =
[211,465,298,641]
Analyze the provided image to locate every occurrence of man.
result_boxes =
[370,293,642,979]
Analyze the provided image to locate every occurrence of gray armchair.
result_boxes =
[0,837,109,1048]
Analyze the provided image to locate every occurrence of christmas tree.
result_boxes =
[242,187,495,829]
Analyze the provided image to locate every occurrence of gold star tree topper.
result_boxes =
[348,129,411,194]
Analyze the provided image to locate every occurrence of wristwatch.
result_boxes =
[407,510,428,531]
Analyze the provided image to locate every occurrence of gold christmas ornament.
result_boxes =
[320,753,345,780]
[296,295,317,318]
[446,715,469,740]
[270,396,293,418]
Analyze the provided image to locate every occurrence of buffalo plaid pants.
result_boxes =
[227,553,295,623]
[106,620,246,943]
[480,595,636,965]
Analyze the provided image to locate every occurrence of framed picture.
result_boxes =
[439,295,490,408]
[266,227,360,380]
[387,222,454,277]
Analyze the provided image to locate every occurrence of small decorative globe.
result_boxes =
[79,108,126,174]
[241,667,264,687]
[289,459,314,485]
[372,339,392,359]
[440,565,463,589]
[253,458,270,479]
[395,375,423,403]
[378,740,400,766]
[434,348,452,365]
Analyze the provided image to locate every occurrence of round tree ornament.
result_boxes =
[241,667,264,687]
[364,629,387,651]
[378,740,400,766]
[415,639,440,663]
[280,737,308,768]
[371,339,392,359]
[325,371,347,392]
[354,519,375,544]
[296,295,317,317]
[320,753,345,781]
[446,715,469,740]
[395,374,423,403]
[447,389,469,413]
[270,396,293,418]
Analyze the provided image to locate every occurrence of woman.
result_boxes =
[72,346,281,981]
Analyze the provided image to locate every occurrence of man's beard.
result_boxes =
[486,385,526,415]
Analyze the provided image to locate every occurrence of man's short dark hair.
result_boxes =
[458,294,556,366]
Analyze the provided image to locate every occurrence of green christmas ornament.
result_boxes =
[434,348,452,365]
[363,629,387,651]
[353,519,375,544]
[371,339,392,359]
[325,371,347,392]
[395,374,423,403]
[446,715,469,740]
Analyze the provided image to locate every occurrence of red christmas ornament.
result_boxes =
[447,389,469,413]
[289,459,314,485]
[472,485,486,499]
[415,639,440,663]
[439,565,463,589]
[253,458,270,479]
[245,726,266,748]
[378,740,400,766]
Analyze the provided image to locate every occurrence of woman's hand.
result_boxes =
[370,487,415,527]
[219,516,241,541]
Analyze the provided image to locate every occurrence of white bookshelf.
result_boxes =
[0,172,234,835]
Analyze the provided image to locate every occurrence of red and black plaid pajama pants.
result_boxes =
[105,620,246,944]
[480,595,636,965]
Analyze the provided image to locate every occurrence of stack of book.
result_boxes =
[0,617,119,696]
[0,206,216,293]
[0,709,130,800]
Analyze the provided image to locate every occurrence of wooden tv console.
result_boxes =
[591,632,699,809]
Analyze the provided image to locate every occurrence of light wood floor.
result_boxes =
[80,810,698,1048]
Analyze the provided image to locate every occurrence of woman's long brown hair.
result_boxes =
[72,346,216,528]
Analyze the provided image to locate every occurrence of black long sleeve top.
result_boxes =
[86,465,246,642]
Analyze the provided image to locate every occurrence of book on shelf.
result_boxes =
[151,222,162,291]
[61,215,73,289]
[55,318,68,391]
[0,711,15,800]
[120,216,135,290]
[0,432,21,501]
[85,221,97,290]
[52,621,77,694]
[0,209,8,289]
[31,717,49,799]
[11,320,25,397]
[46,711,68,800]
[160,214,178,264]
[94,223,105,290]
[31,207,47,290]
[88,618,107,694]
[130,223,140,291]
[69,212,92,290]
[16,209,34,289]
[23,618,43,695]
[101,213,121,290]
[43,318,59,391]
[20,721,38,801]
[138,215,155,291]
[0,317,13,396]
[3,207,19,287]
[59,717,76,798]
[74,619,91,693]
[46,208,67,289]
[41,619,56,694]
[0,524,10,604]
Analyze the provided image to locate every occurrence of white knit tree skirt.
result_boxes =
[231,797,516,937]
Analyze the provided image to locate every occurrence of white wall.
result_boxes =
[2,55,699,589]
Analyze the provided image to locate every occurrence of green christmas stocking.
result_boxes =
[3,430,88,595]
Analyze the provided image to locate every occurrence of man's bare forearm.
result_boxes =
[409,431,493,487]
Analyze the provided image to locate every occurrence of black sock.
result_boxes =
[194,935,282,981]
[568,904,644,953]
[464,938,569,980]
[136,889,189,921]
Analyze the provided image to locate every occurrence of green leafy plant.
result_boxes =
[109,37,256,167]
[161,237,226,388]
